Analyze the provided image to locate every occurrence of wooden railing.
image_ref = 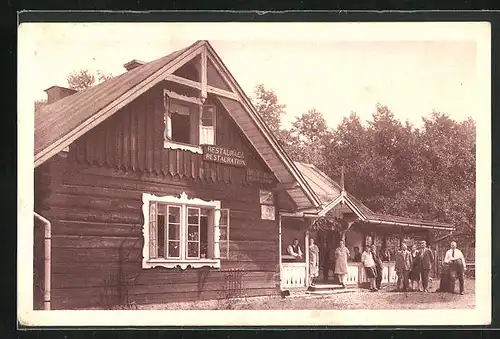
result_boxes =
[348,262,397,285]
[280,261,398,289]
[280,262,307,288]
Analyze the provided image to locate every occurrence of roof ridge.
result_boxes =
[37,42,197,113]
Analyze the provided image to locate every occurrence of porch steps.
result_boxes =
[306,284,357,295]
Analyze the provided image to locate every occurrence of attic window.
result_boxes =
[163,90,216,153]
[170,102,191,144]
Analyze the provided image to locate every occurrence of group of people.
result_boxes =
[287,238,382,288]
[287,237,467,295]
[392,241,435,292]
[287,238,350,287]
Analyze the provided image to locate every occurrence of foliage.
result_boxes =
[250,84,331,169]
[325,106,476,234]
[34,99,47,113]
[251,84,286,135]
[286,108,332,169]
[67,69,113,91]
[251,84,476,235]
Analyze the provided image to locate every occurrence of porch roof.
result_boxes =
[293,162,455,231]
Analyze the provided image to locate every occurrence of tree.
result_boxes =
[34,99,47,113]
[251,84,286,135]
[323,104,475,234]
[96,70,114,83]
[67,69,113,91]
[250,84,476,234]
[286,108,332,169]
[67,69,96,91]
[323,112,371,198]
[250,84,333,168]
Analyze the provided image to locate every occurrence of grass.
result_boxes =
[137,278,475,310]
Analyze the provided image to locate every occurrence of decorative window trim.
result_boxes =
[142,192,225,270]
[163,140,204,154]
[165,90,203,106]
[163,89,216,152]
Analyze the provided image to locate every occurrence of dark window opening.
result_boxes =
[200,216,208,259]
[171,112,191,144]
[157,214,165,258]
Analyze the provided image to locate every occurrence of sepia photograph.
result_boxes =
[17,21,491,326]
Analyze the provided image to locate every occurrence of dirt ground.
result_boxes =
[137,279,475,310]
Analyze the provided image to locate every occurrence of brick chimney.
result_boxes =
[123,59,146,71]
[44,86,77,104]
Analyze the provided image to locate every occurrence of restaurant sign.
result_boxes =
[203,145,246,167]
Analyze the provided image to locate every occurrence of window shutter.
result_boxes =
[200,105,215,145]
[190,105,200,145]
[149,202,158,259]
[213,209,220,259]
[163,92,172,140]
[219,209,230,259]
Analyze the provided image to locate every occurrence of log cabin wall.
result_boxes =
[36,83,281,309]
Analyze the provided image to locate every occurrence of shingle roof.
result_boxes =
[295,161,454,230]
[33,40,322,212]
[35,43,193,158]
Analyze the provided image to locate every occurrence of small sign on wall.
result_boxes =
[260,189,274,205]
[261,205,275,220]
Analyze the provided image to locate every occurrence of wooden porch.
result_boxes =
[280,260,397,290]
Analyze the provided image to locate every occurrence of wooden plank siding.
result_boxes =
[68,83,274,184]
[37,83,282,309]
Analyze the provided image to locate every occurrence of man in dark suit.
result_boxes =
[371,244,383,289]
[420,240,435,292]
[395,243,412,292]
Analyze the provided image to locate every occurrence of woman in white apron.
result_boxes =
[309,238,320,286]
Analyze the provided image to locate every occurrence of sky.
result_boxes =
[19,22,488,129]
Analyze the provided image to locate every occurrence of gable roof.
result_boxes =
[34,40,322,211]
[35,42,196,164]
[295,162,455,231]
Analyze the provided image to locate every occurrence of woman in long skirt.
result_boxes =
[309,238,320,286]
[334,240,350,287]
[409,244,422,291]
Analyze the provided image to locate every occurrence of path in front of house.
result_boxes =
[138,279,475,310]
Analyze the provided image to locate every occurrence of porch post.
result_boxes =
[399,226,403,246]
[305,225,310,287]
[278,214,282,285]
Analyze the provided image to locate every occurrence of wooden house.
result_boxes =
[34,40,324,310]
[33,40,454,310]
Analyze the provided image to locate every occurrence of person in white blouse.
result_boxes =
[287,238,303,260]
[361,245,378,291]
[443,241,466,295]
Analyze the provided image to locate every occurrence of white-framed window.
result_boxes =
[142,192,230,269]
[163,90,216,154]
